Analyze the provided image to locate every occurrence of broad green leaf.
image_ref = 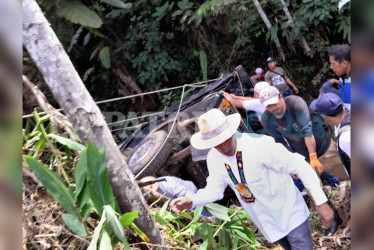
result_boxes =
[99,47,111,69]
[120,211,139,228]
[232,235,239,249]
[130,223,150,243]
[99,229,112,250]
[103,205,124,241]
[88,210,106,250]
[160,199,170,216]
[85,142,118,216]
[153,214,169,226]
[48,134,85,152]
[232,228,254,243]
[240,209,251,220]
[68,26,83,52]
[172,10,183,17]
[83,32,91,46]
[74,148,88,200]
[178,0,193,10]
[81,200,93,221]
[193,206,203,222]
[56,0,102,28]
[25,157,78,217]
[180,211,192,219]
[100,0,126,8]
[61,213,88,237]
[219,229,230,249]
[197,240,208,250]
[205,203,229,221]
[197,223,216,248]
[242,226,256,243]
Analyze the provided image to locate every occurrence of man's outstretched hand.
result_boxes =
[169,197,193,214]
[316,202,334,229]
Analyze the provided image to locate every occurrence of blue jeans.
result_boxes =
[282,88,293,97]
[321,171,341,187]
[277,219,313,250]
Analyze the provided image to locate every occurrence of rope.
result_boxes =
[22,77,221,119]
[233,71,249,131]
[134,83,190,179]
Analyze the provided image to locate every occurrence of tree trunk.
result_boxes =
[252,0,285,61]
[22,0,165,246]
[278,0,311,54]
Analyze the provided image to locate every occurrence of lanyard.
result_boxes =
[225,151,255,203]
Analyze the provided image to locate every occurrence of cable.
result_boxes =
[22,78,220,119]
[134,83,190,179]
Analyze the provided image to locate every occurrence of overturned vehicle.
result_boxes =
[118,65,262,203]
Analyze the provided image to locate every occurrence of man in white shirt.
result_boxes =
[310,93,351,177]
[170,109,334,249]
[222,81,269,122]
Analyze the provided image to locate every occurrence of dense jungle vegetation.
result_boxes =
[25,0,350,115]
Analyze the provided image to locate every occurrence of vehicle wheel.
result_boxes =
[126,130,172,179]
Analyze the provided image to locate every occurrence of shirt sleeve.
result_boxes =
[264,136,327,206]
[186,151,228,208]
[339,130,351,158]
[292,97,313,137]
[265,72,271,83]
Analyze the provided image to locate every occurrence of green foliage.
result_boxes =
[56,0,103,28]
[100,0,127,9]
[38,0,350,117]
[85,142,119,216]
[99,47,111,69]
[48,134,85,152]
[88,210,107,250]
[23,117,140,248]
[150,202,261,249]
[120,211,139,228]
[25,156,88,236]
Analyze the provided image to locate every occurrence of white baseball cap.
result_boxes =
[254,81,270,94]
[259,86,280,107]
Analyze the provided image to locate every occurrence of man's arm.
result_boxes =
[223,92,254,109]
[284,75,299,94]
[304,135,317,155]
[266,136,333,228]
[170,153,228,213]
[304,134,324,175]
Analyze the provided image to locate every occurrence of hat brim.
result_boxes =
[310,99,318,111]
[190,113,241,150]
[262,95,279,107]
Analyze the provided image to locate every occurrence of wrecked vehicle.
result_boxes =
[118,65,262,202]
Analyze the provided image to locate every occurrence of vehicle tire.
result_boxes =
[126,130,172,179]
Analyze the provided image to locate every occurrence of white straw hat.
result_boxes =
[191,109,241,150]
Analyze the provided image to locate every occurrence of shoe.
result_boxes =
[324,200,343,236]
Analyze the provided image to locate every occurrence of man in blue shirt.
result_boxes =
[329,44,351,110]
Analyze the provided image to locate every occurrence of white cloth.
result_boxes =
[334,125,351,158]
[186,133,327,243]
[242,99,265,121]
[157,176,197,199]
